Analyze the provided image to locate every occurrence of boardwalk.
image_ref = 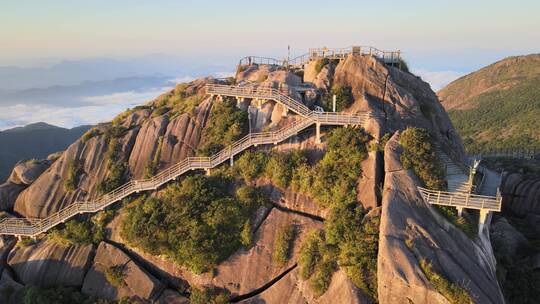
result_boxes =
[0,84,369,237]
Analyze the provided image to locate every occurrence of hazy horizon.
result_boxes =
[1,0,539,130]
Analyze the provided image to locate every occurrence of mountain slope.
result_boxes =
[438,54,540,152]
[0,122,91,182]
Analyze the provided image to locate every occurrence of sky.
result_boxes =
[1,0,539,129]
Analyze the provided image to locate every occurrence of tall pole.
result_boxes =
[332,94,336,112]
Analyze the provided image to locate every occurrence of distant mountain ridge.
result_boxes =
[0,122,91,182]
[438,53,540,152]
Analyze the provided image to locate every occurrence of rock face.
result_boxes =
[12,82,213,218]
[10,159,51,186]
[377,133,504,304]
[0,270,24,304]
[490,216,528,257]
[500,172,540,216]
[7,239,94,288]
[82,242,163,301]
[0,159,51,211]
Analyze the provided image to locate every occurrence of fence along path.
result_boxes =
[0,85,369,237]
[238,45,401,68]
[417,187,501,212]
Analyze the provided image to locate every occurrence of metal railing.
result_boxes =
[417,187,502,212]
[0,87,370,237]
[206,84,312,117]
[237,45,401,68]
[469,147,540,160]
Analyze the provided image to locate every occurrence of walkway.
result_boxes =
[418,143,503,234]
[0,85,369,237]
[238,45,401,68]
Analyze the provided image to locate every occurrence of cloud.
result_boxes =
[0,86,173,130]
[413,69,465,91]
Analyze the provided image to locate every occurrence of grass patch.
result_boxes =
[419,259,472,304]
[273,224,296,267]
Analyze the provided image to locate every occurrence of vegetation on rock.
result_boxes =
[321,85,354,112]
[197,99,249,156]
[64,159,83,191]
[273,223,296,266]
[190,287,230,304]
[419,259,472,304]
[399,127,446,190]
[104,265,127,288]
[97,136,128,194]
[48,210,114,245]
[121,174,264,274]
[144,135,164,178]
[22,286,93,304]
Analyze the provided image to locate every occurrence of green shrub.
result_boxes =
[307,128,369,207]
[397,58,410,73]
[311,254,337,297]
[434,206,476,238]
[419,259,472,304]
[82,128,101,143]
[198,99,249,156]
[298,229,337,297]
[325,203,380,300]
[48,220,93,245]
[298,230,324,280]
[240,219,252,247]
[190,287,230,304]
[234,151,268,182]
[170,95,203,118]
[273,224,296,266]
[321,85,354,111]
[97,138,128,194]
[121,175,261,273]
[64,159,83,191]
[23,286,91,304]
[144,135,164,178]
[105,265,126,287]
[152,106,170,117]
[399,128,446,190]
[17,237,35,247]
[265,150,307,188]
[314,58,329,74]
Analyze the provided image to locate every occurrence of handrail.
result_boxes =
[0,86,370,237]
[469,147,540,160]
[417,187,502,212]
[238,45,401,68]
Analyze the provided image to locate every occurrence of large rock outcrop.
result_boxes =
[377,133,504,304]
[12,82,214,218]
[500,172,540,216]
[82,242,163,301]
[7,239,94,288]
